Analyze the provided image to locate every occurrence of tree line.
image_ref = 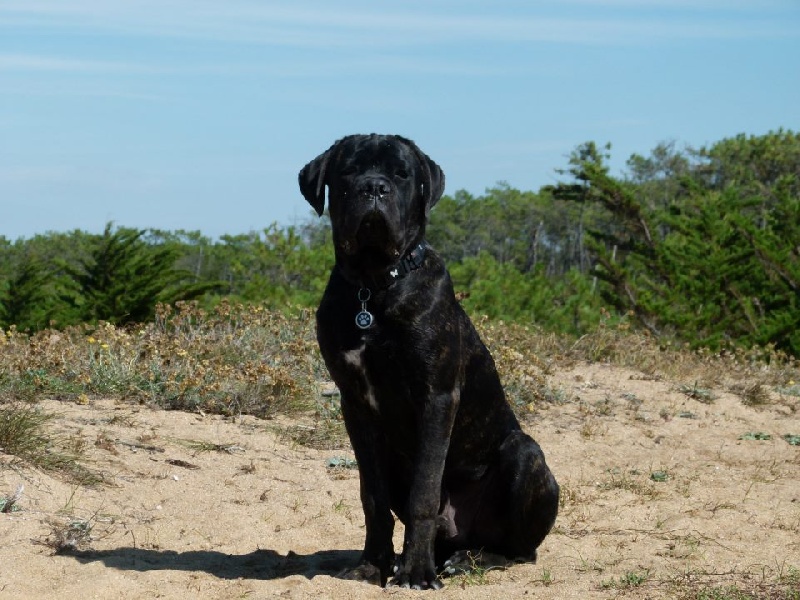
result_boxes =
[1,130,798,356]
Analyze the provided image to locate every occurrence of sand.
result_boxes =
[2,362,798,599]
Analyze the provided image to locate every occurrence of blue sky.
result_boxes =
[2,1,798,241]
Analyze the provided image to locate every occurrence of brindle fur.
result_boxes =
[299,134,559,590]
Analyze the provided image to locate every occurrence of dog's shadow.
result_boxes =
[67,547,361,581]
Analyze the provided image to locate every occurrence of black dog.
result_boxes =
[299,134,559,590]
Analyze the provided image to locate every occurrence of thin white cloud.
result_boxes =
[0,54,167,74]
[1,1,795,49]
[452,140,576,158]
[0,46,531,81]
[565,0,794,9]
[0,165,74,184]
[1,81,168,101]
[0,164,163,194]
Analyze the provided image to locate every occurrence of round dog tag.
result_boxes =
[355,288,374,329]
[355,310,374,329]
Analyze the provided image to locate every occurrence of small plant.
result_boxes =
[580,420,598,439]
[280,417,349,450]
[598,468,660,498]
[443,550,508,588]
[239,460,257,474]
[739,432,772,441]
[326,457,358,469]
[738,382,772,407]
[170,438,245,454]
[593,396,613,416]
[776,383,800,397]
[679,382,716,403]
[42,518,94,554]
[693,584,754,599]
[666,566,800,600]
[780,565,800,590]
[575,553,605,574]
[650,470,669,482]
[602,569,650,589]
[0,484,24,513]
[0,403,103,485]
[620,570,649,587]
[0,403,54,458]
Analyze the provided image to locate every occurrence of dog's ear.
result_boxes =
[397,136,445,216]
[422,154,445,215]
[299,145,336,216]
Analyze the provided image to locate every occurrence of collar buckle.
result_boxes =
[389,243,426,283]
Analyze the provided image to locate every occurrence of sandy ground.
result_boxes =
[2,363,799,599]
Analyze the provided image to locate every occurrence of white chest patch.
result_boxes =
[342,343,379,412]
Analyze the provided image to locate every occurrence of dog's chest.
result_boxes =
[341,342,379,412]
[335,335,419,415]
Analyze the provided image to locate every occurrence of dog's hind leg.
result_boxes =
[468,430,559,561]
[499,430,559,558]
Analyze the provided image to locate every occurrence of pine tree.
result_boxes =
[551,132,800,356]
[61,223,215,325]
[0,255,54,330]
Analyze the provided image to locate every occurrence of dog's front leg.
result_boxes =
[390,391,458,590]
[340,393,395,585]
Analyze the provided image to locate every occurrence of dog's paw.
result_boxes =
[388,561,443,590]
[442,549,514,576]
[336,562,383,586]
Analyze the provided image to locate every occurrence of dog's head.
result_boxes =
[299,134,445,279]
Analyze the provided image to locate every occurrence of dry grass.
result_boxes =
[0,303,800,421]
[0,301,327,483]
[0,402,104,485]
[641,567,800,600]
[2,302,798,444]
[0,300,322,417]
[473,313,800,418]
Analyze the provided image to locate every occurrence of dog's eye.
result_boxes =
[395,169,409,180]
[340,166,357,177]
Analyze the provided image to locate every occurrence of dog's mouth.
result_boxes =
[339,211,402,269]
[357,212,390,245]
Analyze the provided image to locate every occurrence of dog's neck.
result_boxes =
[338,242,428,290]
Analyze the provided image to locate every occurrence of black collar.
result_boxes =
[340,242,428,290]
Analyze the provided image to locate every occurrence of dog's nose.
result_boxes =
[358,176,392,198]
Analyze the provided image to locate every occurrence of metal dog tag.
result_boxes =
[356,288,374,329]
[355,310,373,329]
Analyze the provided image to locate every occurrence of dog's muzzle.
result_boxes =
[355,211,394,250]
[356,175,393,201]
